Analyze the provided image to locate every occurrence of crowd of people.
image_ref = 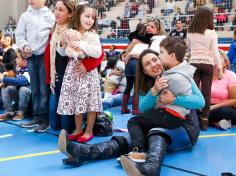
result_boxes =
[0,0,236,175]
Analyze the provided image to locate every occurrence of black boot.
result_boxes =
[58,129,129,166]
[121,135,168,176]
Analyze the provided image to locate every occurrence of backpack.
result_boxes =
[93,112,113,136]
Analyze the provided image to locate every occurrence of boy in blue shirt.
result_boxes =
[228,31,236,73]
[0,49,31,121]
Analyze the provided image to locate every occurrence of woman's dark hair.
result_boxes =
[69,4,97,31]
[135,49,160,95]
[188,6,214,34]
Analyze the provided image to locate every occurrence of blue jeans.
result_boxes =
[102,93,132,110]
[1,85,31,113]
[27,54,49,120]
[49,74,75,133]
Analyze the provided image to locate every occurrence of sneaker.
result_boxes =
[0,112,15,121]
[20,119,39,128]
[218,119,232,130]
[12,111,24,121]
[34,121,49,133]
[118,152,147,163]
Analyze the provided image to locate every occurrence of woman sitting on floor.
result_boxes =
[209,50,236,130]
[57,49,204,175]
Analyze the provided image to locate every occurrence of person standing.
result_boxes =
[187,6,223,130]
[15,0,55,132]
[169,20,187,39]
[57,3,103,143]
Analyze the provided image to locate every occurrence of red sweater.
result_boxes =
[44,34,104,85]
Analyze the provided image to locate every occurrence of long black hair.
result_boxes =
[135,49,160,95]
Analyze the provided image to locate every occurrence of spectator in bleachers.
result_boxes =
[147,0,154,13]
[137,1,149,18]
[107,0,114,10]
[231,10,236,31]
[117,15,130,38]
[0,49,31,121]
[97,0,106,17]
[163,0,176,16]
[97,13,111,34]
[123,2,131,18]
[209,50,236,130]
[172,7,184,26]
[184,15,192,27]
[169,20,187,39]
[1,36,16,71]
[194,0,206,9]
[130,1,139,18]
[228,31,236,72]
[185,0,195,14]
[222,0,232,12]
[215,7,228,31]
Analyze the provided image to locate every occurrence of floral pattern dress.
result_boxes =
[57,31,103,115]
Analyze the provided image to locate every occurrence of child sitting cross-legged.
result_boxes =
[0,49,31,121]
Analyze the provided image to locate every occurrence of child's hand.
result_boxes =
[218,67,223,80]
[23,45,32,58]
[76,61,87,76]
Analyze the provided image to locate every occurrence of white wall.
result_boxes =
[0,0,28,29]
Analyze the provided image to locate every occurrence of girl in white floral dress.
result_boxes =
[57,3,102,143]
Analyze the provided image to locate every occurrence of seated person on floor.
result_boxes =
[0,49,31,121]
[102,60,128,109]
[209,50,236,130]
[103,60,125,98]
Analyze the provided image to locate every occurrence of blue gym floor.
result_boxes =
[0,105,236,176]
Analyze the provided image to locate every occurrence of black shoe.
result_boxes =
[34,121,49,133]
[20,119,39,128]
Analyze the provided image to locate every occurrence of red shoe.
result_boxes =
[68,132,84,141]
[77,134,94,143]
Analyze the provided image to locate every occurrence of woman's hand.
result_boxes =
[151,77,168,96]
[76,61,87,77]
[159,89,176,105]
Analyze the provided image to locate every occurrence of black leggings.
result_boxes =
[209,107,236,125]
[127,108,183,152]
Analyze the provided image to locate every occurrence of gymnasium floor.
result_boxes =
[0,105,236,176]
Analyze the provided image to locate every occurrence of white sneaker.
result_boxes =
[218,119,232,130]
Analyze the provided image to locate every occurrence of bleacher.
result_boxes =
[99,0,236,43]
